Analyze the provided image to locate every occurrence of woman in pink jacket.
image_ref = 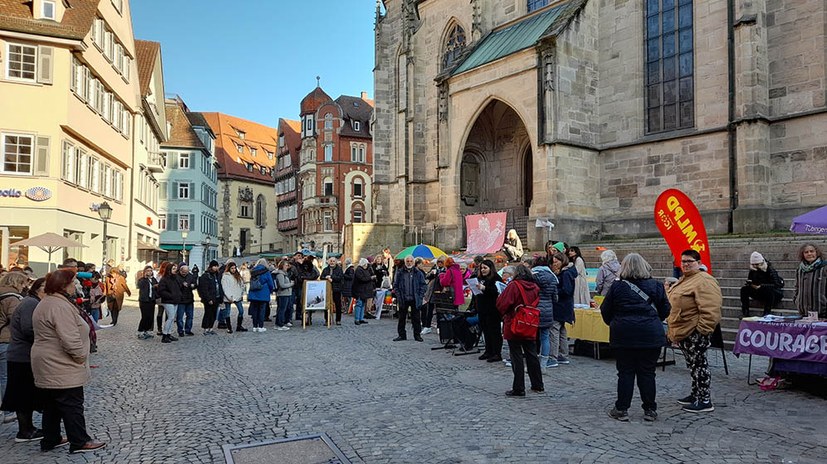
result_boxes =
[438,257,466,308]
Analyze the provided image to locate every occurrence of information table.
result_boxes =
[732,320,827,377]
[566,309,609,344]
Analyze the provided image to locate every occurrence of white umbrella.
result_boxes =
[11,232,87,272]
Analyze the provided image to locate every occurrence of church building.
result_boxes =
[373,0,827,250]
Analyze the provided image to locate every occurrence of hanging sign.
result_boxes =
[654,189,712,273]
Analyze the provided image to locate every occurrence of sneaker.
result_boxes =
[259,327,267,332]
[608,408,629,421]
[676,395,696,406]
[644,409,658,422]
[70,440,107,453]
[286,322,293,327]
[15,429,44,442]
[421,327,432,335]
[682,400,714,413]
[546,359,559,368]
[556,356,571,365]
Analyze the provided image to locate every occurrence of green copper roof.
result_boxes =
[451,0,586,76]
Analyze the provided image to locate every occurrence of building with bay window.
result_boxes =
[0,0,141,273]
[276,118,302,252]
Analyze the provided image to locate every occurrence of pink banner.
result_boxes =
[465,212,507,254]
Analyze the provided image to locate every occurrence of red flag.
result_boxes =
[654,189,712,273]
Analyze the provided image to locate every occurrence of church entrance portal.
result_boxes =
[460,100,533,244]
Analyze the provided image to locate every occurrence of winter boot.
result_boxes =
[236,316,248,332]
[226,317,233,334]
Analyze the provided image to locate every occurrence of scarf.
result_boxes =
[799,258,824,273]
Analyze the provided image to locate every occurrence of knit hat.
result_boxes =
[209,260,219,267]
[750,252,764,265]
[552,242,566,253]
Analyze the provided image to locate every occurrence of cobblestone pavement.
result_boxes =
[1,305,825,464]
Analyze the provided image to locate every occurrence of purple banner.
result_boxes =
[733,321,827,363]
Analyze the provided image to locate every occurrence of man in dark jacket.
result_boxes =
[175,264,197,336]
[321,258,344,325]
[740,252,784,317]
[392,256,427,341]
[289,252,304,322]
[198,260,223,335]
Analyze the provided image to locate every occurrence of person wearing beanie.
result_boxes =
[740,251,784,317]
[197,260,223,335]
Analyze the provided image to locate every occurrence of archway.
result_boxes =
[459,99,533,243]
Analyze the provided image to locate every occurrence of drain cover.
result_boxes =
[223,434,350,464]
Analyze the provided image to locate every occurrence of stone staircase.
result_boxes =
[575,235,827,348]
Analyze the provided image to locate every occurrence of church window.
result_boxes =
[442,24,466,70]
[527,0,549,13]
[646,0,694,133]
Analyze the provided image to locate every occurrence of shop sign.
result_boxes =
[0,189,22,198]
[0,187,52,201]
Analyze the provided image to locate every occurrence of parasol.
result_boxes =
[11,232,87,271]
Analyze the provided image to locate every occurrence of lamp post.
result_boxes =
[181,231,189,263]
[97,202,113,265]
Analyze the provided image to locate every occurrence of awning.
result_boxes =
[137,240,166,252]
[451,0,587,76]
[160,244,194,251]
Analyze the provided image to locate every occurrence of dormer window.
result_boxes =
[250,148,257,157]
[352,120,360,131]
[235,142,243,154]
[41,1,56,20]
[236,130,246,139]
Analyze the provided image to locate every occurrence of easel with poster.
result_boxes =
[302,280,333,329]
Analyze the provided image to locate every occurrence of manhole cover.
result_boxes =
[223,433,350,464]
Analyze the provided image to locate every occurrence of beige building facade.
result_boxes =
[0,0,143,273]
[374,0,827,250]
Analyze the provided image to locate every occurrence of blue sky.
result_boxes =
[131,0,377,127]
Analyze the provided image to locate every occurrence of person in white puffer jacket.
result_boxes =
[220,259,247,333]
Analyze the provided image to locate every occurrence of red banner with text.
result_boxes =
[654,189,712,273]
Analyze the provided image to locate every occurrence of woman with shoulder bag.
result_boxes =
[495,265,543,396]
[600,253,671,422]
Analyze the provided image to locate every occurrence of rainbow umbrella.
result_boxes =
[395,244,447,259]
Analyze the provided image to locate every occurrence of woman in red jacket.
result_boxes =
[438,257,466,308]
[496,265,543,397]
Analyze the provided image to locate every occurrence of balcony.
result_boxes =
[319,195,337,206]
[147,152,165,172]
[278,219,298,232]
[302,195,337,209]
[277,190,297,203]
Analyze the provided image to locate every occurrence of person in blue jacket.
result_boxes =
[247,258,275,332]
[550,252,576,365]
[531,256,559,368]
[600,253,671,422]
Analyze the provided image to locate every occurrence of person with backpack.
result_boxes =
[740,251,784,317]
[247,259,275,332]
[496,265,543,396]
[595,249,620,296]
[600,253,671,422]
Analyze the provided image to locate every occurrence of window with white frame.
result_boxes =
[104,29,114,61]
[103,164,112,197]
[1,133,34,174]
[250,148,257,157]
[112,0,124,13]
[76,149,89,189]
[353,177,363,198]
[90,158,100,192]
[92,18,104,48]
[178,153,190,169]
[324,113,333,129]
[158,213,166,231]
[323,211,333,232]
[352,120,360,131]
[114,170,123,201]
[353,209,364,224]
[41,1,56,20]
[178,182,190,199]
[358,144,366,163]
[351,144,358,162]
[5,43,37,81]
[178,215,189,231]
[324,144,333,162]
[304,115,314,137]
[61,141,75,182]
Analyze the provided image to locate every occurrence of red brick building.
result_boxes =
[276,118,301,252]
[297,86,373,253]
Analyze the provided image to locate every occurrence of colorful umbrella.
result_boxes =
[395,244,447,259]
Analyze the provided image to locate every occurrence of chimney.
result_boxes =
[361,91,368,101]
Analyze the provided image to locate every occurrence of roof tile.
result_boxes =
[0,0,100,41]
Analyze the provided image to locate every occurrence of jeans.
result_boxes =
[40,386,92,450]
[286,294,296,322]
[354,298,366,322]
[538,327,551,358]
[0,343,7,399]
[550,321,569,358]
[176,303,194,334]
[90,309,100,323]
[277,295,291,326]
[222,301,244,322]
[249,300,267,328]
[614,347,661,411]
[162,304,177,335]
[507,339,543,392]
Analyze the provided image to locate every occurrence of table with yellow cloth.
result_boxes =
[566,308,609,344]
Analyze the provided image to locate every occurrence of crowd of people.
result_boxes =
[0,239,824,453]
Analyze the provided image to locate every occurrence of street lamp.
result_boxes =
[204,236,211,267]
[181,230,189,263]
[97,202,113,265]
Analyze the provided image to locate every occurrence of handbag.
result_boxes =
[511,282,540,340]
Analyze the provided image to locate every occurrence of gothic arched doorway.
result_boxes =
[459,100,533,243]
